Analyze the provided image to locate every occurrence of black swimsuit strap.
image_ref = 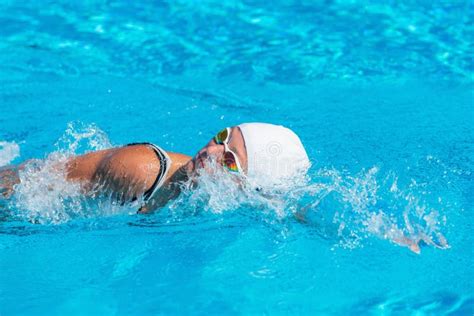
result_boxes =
[126,142,168,201]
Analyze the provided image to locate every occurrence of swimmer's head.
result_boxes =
[194,122,310,189]
[238,122,310,189]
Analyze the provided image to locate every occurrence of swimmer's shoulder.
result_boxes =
[99,144,161,180]
[67,144,160,185]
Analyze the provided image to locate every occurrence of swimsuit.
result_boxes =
[126,142,171,202]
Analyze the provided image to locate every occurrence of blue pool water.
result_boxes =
[0,1,473,315]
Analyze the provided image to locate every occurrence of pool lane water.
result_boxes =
[0,1,473,315]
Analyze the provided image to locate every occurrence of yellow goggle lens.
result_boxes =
[214,128,229,144]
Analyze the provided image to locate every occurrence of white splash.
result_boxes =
[169,155,450,253]
[12,155,84,224]
[301,167,450,253]
[170,155,309,220]
[0,141,20,167]
[9,122,135,224]
[55,121,112,154]
[4,123,451,254]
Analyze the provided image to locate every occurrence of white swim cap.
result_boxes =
[237,122,310,190]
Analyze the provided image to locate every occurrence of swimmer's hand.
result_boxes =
[137,205,150,214]
[0,166,21,199]
[393,233,449,255]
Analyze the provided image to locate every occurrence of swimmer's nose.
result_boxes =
[205,144,225,160]
[197,144,225,165]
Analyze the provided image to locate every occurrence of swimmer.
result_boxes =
[0,123,310,213]
[0,123,434,253]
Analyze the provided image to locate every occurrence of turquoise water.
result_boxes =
[0,1,473,315]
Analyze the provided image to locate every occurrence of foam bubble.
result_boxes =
[168,155,310,221]
[167,155,451,253]
[8,122,136,224]
[300,167,450,253]
[0,141,20,167]
[55,121,112,154]
[3,123,452,253]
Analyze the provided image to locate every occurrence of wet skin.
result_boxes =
[193,126,247,173]
[0,126,247,212]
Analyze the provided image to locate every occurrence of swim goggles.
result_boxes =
[214,127,244,173]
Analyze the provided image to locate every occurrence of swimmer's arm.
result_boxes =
[391,233,449,254]
[137,160,191,214]
[293,199,320,224]
[0,161,39,198]
[0,148,112,198]
[1,146,147,200]
[392,235,421,254]
[137,181,182,214]
[0,165,21,198]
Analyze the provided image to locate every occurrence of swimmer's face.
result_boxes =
[193,126,248,174]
